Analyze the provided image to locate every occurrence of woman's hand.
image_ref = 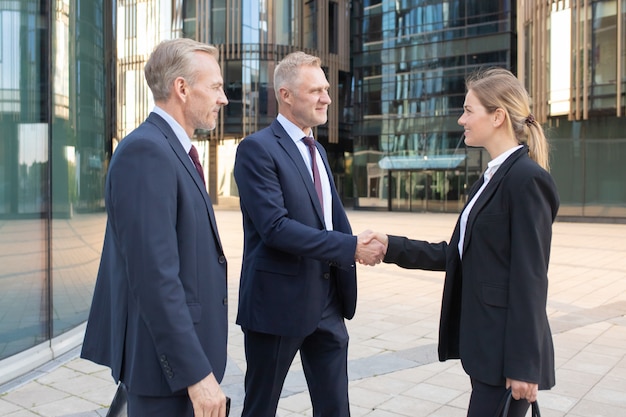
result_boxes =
[506,378,538,403]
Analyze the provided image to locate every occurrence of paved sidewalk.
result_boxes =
[1,209,625,417]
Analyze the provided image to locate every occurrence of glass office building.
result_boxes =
[520,0,626,219]
[351,0,515,212]
[0,0,114,383]
[117,0,353,204]
[350,0,626,220]
[189,0,354,201]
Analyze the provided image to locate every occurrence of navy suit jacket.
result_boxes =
[234,119,357,337]
[81,113,228,396]
[384,147,559,389]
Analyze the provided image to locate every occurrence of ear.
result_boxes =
[493,108,506,128]
[172,77,188,102]
[278,87,292,105]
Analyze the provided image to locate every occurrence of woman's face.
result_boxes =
[458,89,496,148]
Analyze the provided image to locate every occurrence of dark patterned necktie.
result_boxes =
[302,137,324,213]
[188,145,205,185]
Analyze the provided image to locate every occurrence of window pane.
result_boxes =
[0,0,48,360]
[51,0,107,338]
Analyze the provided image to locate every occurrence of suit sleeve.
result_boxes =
[503,170,559,383]
[234,136,357,269]
[384,235,448,271]
[108,138,212,392]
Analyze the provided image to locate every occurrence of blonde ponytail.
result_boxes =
[466,68,551,171]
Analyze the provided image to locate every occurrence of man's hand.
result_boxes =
[355,230,387,266]
[188,373,228,417]
[506,378,538,403]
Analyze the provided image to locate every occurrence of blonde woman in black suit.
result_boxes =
[364,68,559,417]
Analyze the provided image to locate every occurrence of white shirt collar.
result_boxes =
[152,106,192,153]
[485,145,523,180]
[277,114,313,144]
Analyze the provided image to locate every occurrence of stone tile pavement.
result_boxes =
[1,209,625,417]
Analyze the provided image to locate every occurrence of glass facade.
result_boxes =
[0,0,112,377]
[187,0,353,201]
[522,0,626,219]
[351,0,513,211]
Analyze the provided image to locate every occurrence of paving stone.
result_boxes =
[1,211,625,417]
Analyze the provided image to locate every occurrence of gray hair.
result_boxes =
[144,38,219,102]
[274,52,322,101]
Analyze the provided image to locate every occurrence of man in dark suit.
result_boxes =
[233,52,384,417]
[81,38,230,417]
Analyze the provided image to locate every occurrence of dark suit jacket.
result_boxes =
[384,147,559,389]
[81,113,228,396]
[233,119,357,337]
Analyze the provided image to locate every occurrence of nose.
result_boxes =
[321,90,332,104]
[219,88,229,106]
[457,113,465,126]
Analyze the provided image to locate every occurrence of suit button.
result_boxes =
[223,297,228,305]
[323,273,330,280]
[160,355,167,362]
[218,255,226,264]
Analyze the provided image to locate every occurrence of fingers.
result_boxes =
[356,241,383,265]
[188,373,227,416]
[355,230,389,266]
[506,378,538,403]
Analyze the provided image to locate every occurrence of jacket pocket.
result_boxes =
[255,257,300,276]
[187,303,202,323]
[482,283,508,308]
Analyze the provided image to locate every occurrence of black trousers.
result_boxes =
[468,378,531,417]
[240,294,350,417]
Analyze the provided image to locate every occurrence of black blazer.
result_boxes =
[233,119,357,338]
[81,113,228,396]
[384,147,559,389]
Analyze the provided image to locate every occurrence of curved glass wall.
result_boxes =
[352,0,513,212]
[187,0,352,202]
[0,0,111,368]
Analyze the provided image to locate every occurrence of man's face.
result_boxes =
[185,52,228,131]
[282,65,331,133]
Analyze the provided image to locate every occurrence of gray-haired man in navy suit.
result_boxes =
[82,38,229,417]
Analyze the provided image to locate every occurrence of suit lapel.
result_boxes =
[147,113,224,252]
[272,121,326,224]
[462,147,526,255]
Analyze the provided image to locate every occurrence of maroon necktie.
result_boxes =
[302,137,323,213]
[188,145,205,185]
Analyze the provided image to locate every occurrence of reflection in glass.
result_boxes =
[210,0,225,43]
[0,0,49,360]
[51,0,107,338]
[303,1,317,49]
[0,0,108,361]
[275,0,294,45]
[590,1,617,110]
[352,0,513,211]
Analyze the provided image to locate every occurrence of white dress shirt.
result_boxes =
[277,114,333,230]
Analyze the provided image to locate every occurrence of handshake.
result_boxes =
[355,230,388,266]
